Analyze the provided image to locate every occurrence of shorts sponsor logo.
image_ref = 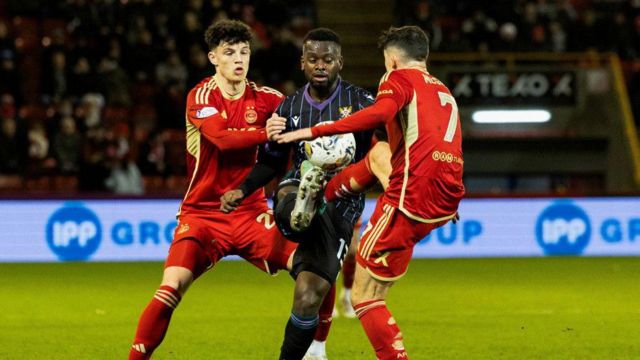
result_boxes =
[46,203,102,261]
[535,201,591,255]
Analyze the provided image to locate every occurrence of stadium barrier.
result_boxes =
[1,196,638,262]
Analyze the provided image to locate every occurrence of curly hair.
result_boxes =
[204,20,252,50]
[378,26,429,62]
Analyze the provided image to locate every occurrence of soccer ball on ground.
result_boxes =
[303,122,356,171]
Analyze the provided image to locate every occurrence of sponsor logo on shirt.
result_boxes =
[196,107,218,118]
[378,89,393,96]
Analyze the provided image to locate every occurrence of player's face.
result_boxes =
[209,41,251,83]
[301,41,343,90]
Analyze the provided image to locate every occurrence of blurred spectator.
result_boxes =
[0,117,26,174]
[461,10,498,51]
[156,51,188,89]
[42,51,68,102]
[27,121,53,174]
[78,127,110,192]
[0,50,22,105]
[549,21,567,52]
[105,132,144,195]
[406,0,442,50]
[138,130,167,176]
[68,56,97,97]
[77,93,105,129]
[53,116,82,174]
[186,44,211,89]
[97,57,131,106]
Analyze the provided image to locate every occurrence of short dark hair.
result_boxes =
[303,28,341,47]
[204,20,252,50]
[378,26,429,62]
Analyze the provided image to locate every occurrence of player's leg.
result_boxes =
[338,218,360,318]
[350,264,402,360]
[129,239,209,359]
[304,284,335,360]
[280,202,353,360]
[280,270,332,360]
[323,140,391,202]
[351,202,445,360]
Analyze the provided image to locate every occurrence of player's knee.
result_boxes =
[161,266,194,295]
[294,283,329,315]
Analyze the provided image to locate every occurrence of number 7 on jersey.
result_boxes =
[438,91,459,143]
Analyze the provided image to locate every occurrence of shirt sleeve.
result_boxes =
[375,71,412,109]
[310,97,398,137]
[186,101,268,152]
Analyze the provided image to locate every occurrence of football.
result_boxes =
[303,123,356,171]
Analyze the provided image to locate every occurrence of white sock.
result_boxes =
[343,288,351,304]
[307,340,326,356]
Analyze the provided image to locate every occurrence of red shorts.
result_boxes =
[357,200,446,281]
[165,203,297,278]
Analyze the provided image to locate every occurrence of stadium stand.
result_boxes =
[0,0,638,195]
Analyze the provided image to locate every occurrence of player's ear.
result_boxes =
[300,55,305,70]
[208,51,217,67]
[337,55,344,71]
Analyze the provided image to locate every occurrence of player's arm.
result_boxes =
[220,143,290,213]
[187,105,270,151]
[275,98,397,143]
[276,72,410,143]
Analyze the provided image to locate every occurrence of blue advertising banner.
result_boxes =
[0,197,638,262]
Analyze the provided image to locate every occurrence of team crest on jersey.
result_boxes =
[338,106,352,118]
[196,107,218,118]
[245,106,258,124]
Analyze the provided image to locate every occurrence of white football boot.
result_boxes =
[291,160,326,232]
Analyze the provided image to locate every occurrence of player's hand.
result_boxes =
[266,113,286,141]
[220,189,245,213]
[275,128,314,143]
[452,212,460,224]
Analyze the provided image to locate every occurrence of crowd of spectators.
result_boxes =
[0,0,314,194]
[396,0,639,57]
[0,0,638,195]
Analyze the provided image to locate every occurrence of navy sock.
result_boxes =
[279,312,319,360]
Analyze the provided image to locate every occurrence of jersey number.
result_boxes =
[257,212,275,230]
[438,92,458,143]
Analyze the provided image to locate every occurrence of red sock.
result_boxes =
[353,300,408,360]
[342,255,355,289]
[129,285,182,359]
[324,156,377,202]
[314,284,335,342]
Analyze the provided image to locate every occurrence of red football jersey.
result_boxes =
[178,76,283,215]
[376,69,464,222]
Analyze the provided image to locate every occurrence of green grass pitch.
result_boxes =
[1,257,639,359]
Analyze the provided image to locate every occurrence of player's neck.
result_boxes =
[308,79,339,103]
[398,61,428,73]
[215,73,245,100]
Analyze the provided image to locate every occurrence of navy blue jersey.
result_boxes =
[271,78,374,225]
